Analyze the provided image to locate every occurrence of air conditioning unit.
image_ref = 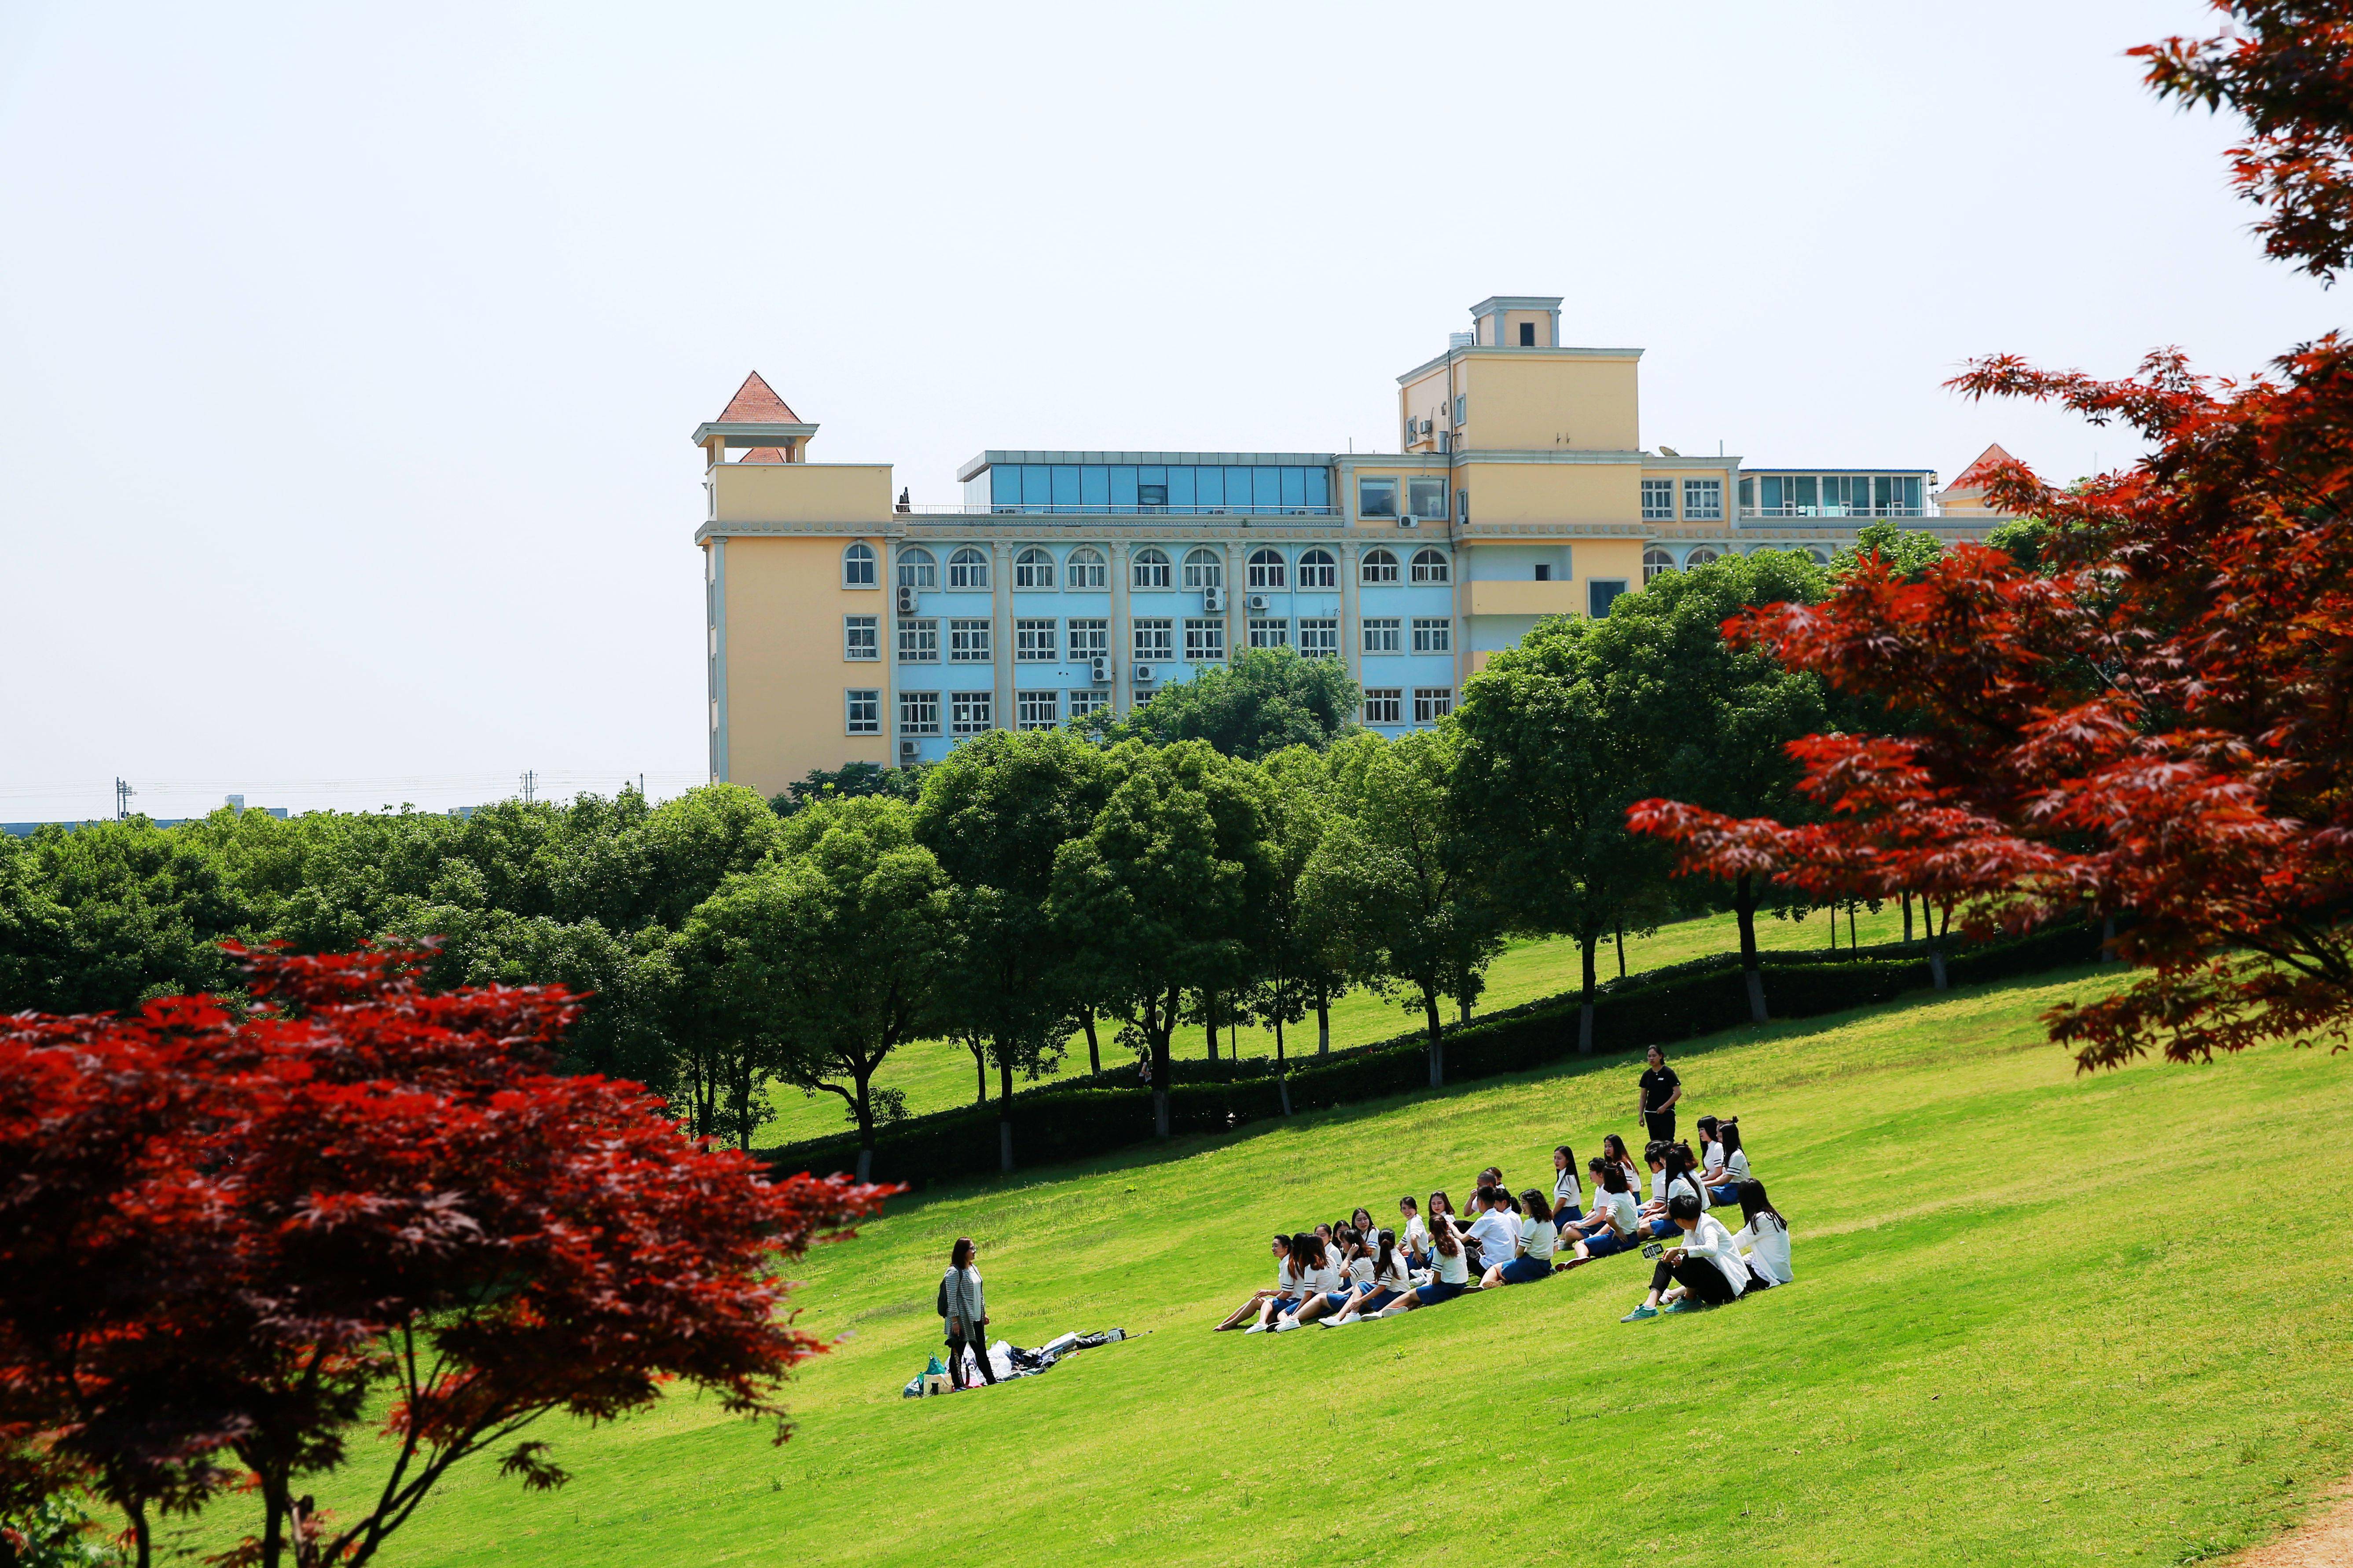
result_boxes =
[895,585,917,613]
[1204,586,1224,612]
[1399,516,1421,529]
[1132,664,1156,685]
[1247,593,1269,612]
[1090,656,1109,685]
[898,738,921,761]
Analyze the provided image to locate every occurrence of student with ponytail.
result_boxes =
[1710,1120,1755,1208]
[1731,1179,1793,1287]
[1382,1213,1472,1313]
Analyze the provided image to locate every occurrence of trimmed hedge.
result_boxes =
[758,922,2105,1189]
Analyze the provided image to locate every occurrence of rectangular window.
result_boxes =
[1363,688,1403,725]
[1299,617,1339,658]
[1137,483,1167,510]
[846,689,881,734]
[1411,617,1450,654]
[1518,320,1535,346]
[1362,617,1402,655]
[1457,487,1468,524]
[950,691,993,736]
[1248,616,1290,649]
[1407,477,1448,520]
[1184,618,1226,663]
[1358,477,1398,518]
[1683,479,1723,520]
[1067,689,1108,722]
[1589,579,1629,618]
[1068,618,1109,661]
[1413,687,1454,723]
[897,618,940,663]
[1015,618,1059,662]
[1534,563,1553,581]
[899,690,940,735]
[1133,618,1173,662]
[1453,394,1466,425]
[1641,479,1675,521]
[1016,689,1060,731]
[844,615,879,661]
[1739,476,1757,513]
[948,619,992,662]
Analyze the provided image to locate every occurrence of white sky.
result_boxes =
[0,1,2336,823]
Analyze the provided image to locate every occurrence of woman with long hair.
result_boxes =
[1731,1179,1792,1287]
[1381,1212,1472,1314]
[1710,1120,1754,1208]
[1215,1234,1296,1331]
[941,1237,996,1388]
[1602,1134,1643,1201]
[1552,1145,1583,1225]
[1482,1189,1558,1286]
[1270,1232,1344,1331]
[1331,1228,1414,1323]
[1563,1161,1641,1265]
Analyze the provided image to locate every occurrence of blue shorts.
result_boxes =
[1322,1291,1353,1312]
[1498,1255,1551,1284]
[1413,1279,1467,1306]
[1359,1289,1402,1313]
[1580,1230,1634,1258]
[1646,1216,1678,1239]
[1556,1206,1583,1225]
[1710,1184,1741,1206]
[1273,1296,1304,1316]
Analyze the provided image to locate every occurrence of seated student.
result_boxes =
[1464,1185,1518,1277]
[1290,1225,1371,1328]
[1260,1233,1341,1332]
[1602,1134,1644,1205]
[1380,1214,1472,1314]
[1619,1193,1748,1320]
[1696,1114,1723,1182]
[1426,1191,1460,1260]
[1709,1120,1755,1208]
[1329,1228,1415,1324]
[1482,1190,1557,1286]
[1729,1179,1792,1287]
[1552,1145,1583,1226]
[1350,1207,1379,1252]
[1216,1234,1297,1330]
[1639,1146,1705,1239]
[1399,1196,1432,1271]
[1562,1164,1642,1264]
[1244,1234,1311,1332]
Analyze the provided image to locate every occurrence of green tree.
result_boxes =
[768,761,925,817]
[1049,740,1274,1137]
[1829,520,1947,580]
[1238,745,1346,1114]
[1087,645,1360,759]
[1303,729,1500,1087]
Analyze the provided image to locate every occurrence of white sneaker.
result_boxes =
[1273,1316,1300,1332]
[1320,1314,1354,1327]
[1243,1322,1268,1334]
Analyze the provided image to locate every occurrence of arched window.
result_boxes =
[1685,547,1721,568]
[1247,548,1287,589]
[1410,549,1449,584]
[1804,548,1829,566]
[1642,547,1674,584]
[1361,548,1400,585]
[1297,548,1337,589]
[1132,547,1171,590]
[897,546,937,589]
[842,542,877,588]
[1014,546,1056,589]
[1182,548,1223,590]
[948,546,989,589]
[1067,546,1108,589]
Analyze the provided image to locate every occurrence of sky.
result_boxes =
[0,1,2337,823]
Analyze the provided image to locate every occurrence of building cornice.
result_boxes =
[692,421,819,448]
[1395,345,1644,385]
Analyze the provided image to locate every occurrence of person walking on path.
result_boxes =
[941,1237,996,1388]
[1637,1046,1682,1146]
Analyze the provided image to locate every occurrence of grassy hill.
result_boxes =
[191,965,2353,1567]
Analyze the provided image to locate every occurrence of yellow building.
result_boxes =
[694,296,2008,797]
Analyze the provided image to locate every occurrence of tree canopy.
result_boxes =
[1088,645,1360,759]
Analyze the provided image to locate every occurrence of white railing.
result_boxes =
[905,503,1337,517]
[1740,506,1931,520]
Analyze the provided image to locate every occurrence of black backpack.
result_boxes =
[936,1273,949,1318]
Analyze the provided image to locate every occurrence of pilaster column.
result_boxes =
[883,538,902,765]
[1225,537,1244,660]
[1110,540,1132,716]
[1340,537,1362,690]
[992,540,1014,733]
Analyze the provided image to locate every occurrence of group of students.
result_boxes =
[1214,1113,1793,1333]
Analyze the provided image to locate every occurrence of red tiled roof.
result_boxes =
[716,371,799,424]
[738,447,788,463]
[1948,442,2017,491]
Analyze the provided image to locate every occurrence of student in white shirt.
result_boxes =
[1729,1180,1792,1287]
[1640,1146,1704,1239]
[1274,1234,1347,1330]
[1349,1207,1379,1253]
[1709,1121,1754,1208]
[1563,1163,1641,1264]
[1552,1145,1583,1225]
[1463,1186,1518,1277]
[1216,1234,1297,1330]
[1482,1190,1558,1286]
[1619,1193,1747,1321]
[1602,1134,1643,1205]
[1398,1196,1432,1270]
[1244,1234,1313,1332]
[1329,1228,1415,1323]
[1380,1215,1472,1313]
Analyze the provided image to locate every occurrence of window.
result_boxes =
[846,689,881,734]
[1686,547,1721,567]
[1182,548,1222,590]
[1517,320,1535,346]
[1739,476,1756,513]
[1068,618,1109,661]
[1013,546,1056,589]
[1246,548,1286,589]
[1758,476,1818,516]
[1413,687,1454,724]
[951,691,993,736]
[947,547,989,589]
[1534,563,1553,581]
[1360,548,1400,585]
[1067,689,1109,722]
[1589,579,1628,618]
[1248,616,1290,648]
[1683,479,1723,520]
[1299,618,1339,658]
[1804,548,1829,565]
[898,618,940,662]
[1016,618,1059,661]
[897,546,937,589]
[1297,549,1337,589]
[1136,482,1167,510]
[844,615,879,661]
[948,619,992,662]
[1407,478,1448,520]
[1411,617,1450,654]
[1358,477,1398,518]
[1133,618,1173,662]
[1362,617,1402,654]
[1457,487,1469,525]
[842,542,877,588]
[899,690,940,735]
[1453,394,1466,426]
[1641,479,1675,522]
[1363,688,1403,725]
[1067,547,1108,589]
[1132,547,1171,589]
[1184,618,1225,662]
[1643,547,1675,584]
[1016,689,1060,731]
[1872,475,1924,514]
[1410,548,1450,583]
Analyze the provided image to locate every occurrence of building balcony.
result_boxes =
[1738,505,1931,520]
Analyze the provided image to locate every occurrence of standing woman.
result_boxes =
[1637,1046,1682,1147]
[942,1238,996,1388]
[1552,1145,1583,1226]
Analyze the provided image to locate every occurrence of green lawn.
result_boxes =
[218,966,2353,1566]
[764,902,1920,1145]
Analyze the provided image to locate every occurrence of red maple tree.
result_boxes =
[0,945,892,1568]
[1631,2,2353,1070]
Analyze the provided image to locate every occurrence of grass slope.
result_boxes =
[765,904,1919,1144]
[213,967,2353,1567]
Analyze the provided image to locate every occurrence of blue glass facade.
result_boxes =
[967,461,1333,515]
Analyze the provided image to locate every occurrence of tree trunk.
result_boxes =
[1902,890,1915,943]
[971,1039,987,1104]
[1083,1009,1101,1074]
[1939,902,1953,940]
[1316,988,1330,1056]
[1151,991,1174,1138]
[997,1046,1015,1173]
[1578,927,1598,1055]
[1848,901,1857,949]
[1423,989,1445,1088]
[854,1072,876,1184]
[1274,1014,1292,1117]
[1827,902,1837,952]
[1615,921,1626,980]
[1736,872,1767,1023]
[1929,948,1949,990]
[2101,911,2117,962]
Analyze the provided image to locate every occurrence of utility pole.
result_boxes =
[519,769,536,806]
[114,777,135,820]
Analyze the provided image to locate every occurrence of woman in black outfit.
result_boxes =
[1637,1045,1682,1145]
